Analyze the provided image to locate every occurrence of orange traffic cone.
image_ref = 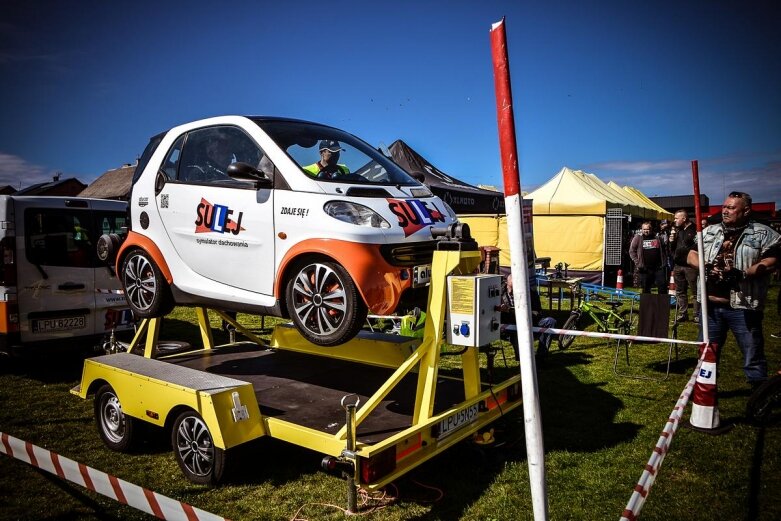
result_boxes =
[616,269,624,292]
[684,342,732,434]
[668,273,676,296]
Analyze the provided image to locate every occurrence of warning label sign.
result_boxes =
[449,278,475,314]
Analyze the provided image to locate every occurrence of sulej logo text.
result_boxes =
[195,198,245,235]
[387,199,445,237]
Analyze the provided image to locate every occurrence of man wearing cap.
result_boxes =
[687,191,780,388]
[303,140,350,179]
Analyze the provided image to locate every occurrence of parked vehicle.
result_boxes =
[0,196,133,353]
[106,116,457,346]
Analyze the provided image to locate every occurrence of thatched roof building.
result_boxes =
[80,163,136,200]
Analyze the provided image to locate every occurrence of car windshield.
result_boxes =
[252,118,419,185]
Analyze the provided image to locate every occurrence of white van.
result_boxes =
[0,196,132,353]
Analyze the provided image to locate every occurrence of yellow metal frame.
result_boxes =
[73,246,523,489]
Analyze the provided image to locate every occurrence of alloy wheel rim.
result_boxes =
[291,263,347,337]
[175,416,214,476]
[124,254,156,311]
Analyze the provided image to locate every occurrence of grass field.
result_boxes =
[1,285,779,520]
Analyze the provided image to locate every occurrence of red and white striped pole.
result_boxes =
[691,160,709,343]
[0,432,228,520]
[490,17,548,521]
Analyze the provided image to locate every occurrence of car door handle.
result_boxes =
[58,282,86,291]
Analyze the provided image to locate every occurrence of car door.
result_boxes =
[156,125,275,295]
[15,198,97,343]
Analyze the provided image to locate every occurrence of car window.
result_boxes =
[253,119,418,185]
[132,133,164,185]
[25,209,93,268]
[178,126,268,186]
[161,136,185,180]
[95,211,127,236]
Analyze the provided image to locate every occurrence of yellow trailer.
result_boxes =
[72,227,523,510]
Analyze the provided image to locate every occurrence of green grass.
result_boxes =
[1,286,780,521]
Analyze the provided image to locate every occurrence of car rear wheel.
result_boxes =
[171,410,226,485]
[95,384,136,452]
[121,249,173,318]
[285,260,367,346]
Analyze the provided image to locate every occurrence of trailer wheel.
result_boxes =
[285,260,367,346]
[171,411,226,485]
[121,249,174,318]
[95,384,136,452]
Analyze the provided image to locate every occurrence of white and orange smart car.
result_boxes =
[108,116,457,346]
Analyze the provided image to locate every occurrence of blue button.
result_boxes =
[460,323,470,337]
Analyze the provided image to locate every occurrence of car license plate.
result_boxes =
[413,264,431,287]
[436,403,479,440]
[32,315,86,333]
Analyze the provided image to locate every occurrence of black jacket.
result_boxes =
[671,222,696,267]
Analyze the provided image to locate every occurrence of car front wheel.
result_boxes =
[285,260,367,346]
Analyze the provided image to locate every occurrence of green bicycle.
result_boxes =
[558,294,636,349]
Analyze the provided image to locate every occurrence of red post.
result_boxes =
[490,17,548,521]
[490,18,520,198]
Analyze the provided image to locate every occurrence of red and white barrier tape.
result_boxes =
[619,356,705,520]
[0,432,228,521]
[506,325,706,347]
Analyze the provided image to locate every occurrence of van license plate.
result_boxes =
[436,403,479,440]
[413,264,431,287]
[32,316,86,333]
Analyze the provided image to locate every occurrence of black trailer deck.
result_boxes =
[168,343,474,445]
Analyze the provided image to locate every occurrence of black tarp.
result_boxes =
[389,140,505,215]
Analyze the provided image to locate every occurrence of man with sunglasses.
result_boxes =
[303,140,350,179]
[687,191,780,388]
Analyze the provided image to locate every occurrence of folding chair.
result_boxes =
[613,293,678,381]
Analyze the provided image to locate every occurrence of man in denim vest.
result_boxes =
[687,191,780,388]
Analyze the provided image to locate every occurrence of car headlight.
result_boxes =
[324,201,391,228]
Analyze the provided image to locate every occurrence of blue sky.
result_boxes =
[1,1,779,208]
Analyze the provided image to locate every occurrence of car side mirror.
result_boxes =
[227,162,272,188]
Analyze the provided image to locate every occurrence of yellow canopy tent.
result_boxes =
[622,185,674,220]
[525,167,646,271]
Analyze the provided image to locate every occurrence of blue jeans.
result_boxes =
[698,303,767,383]
[537,317,557,355]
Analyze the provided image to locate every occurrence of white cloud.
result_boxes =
[0,152,60,188]
[584,152,781,205]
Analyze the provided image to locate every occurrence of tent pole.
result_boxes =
[490,17,548,521]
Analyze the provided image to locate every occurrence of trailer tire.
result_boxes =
[95,384,136,452]
[171,410,226,485]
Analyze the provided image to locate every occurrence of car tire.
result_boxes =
[559,313,579,350]
[285,260,367,346]
[121,249,174,319]
[95,384,136,452]
[171,410,226,485]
